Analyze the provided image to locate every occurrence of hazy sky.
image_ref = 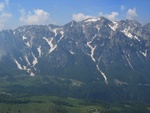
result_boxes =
[0,0,150,30]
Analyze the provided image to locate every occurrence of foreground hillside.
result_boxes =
[0,75,150,104]
[0,95,150,113]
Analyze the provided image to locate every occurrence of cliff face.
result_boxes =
[0,17,150,85]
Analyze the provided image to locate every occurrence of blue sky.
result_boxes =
[0,0,150,30]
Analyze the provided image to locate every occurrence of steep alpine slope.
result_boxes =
[0,16,150,85]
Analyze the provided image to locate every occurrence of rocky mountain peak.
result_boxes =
[0,17,150,85]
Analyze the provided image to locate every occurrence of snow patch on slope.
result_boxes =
[23,35,34,48]
[37,46,42,57]
[14,59,23,70]
[58,31,64,42]
[84,18,101,23]
[86,34,108,84]
[134,36,140,42]
[24,56,31,65]
[70,50,75,55]
[96,65,108,84]
[124,55,134,70]
[136,52,144,62]
[43,37,57,53]
[140,50,147,57]
[87,35,97,62]
[27,68,35,76]
[108,21,118,31]
[30,72,35,76]
[121,27,140,42]
[122,27,133,38]
[22,35,27,40]
[87,43,96,62]
[52,29,58,37]
[25,42,31,47]
[95,25,100,32]
[32,53,38,66]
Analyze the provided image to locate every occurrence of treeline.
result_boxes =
[5,77,150,103]
[0,94,31,104]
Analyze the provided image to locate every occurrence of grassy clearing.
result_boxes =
[0,95,149,113]
[0,103,53,113]
[0,95,110,113]
[0,76,150,113]
[0,96,91,113]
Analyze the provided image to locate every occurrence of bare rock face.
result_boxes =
[0,16,150,85]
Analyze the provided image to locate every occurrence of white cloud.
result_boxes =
[0,3,4,11]
[72,12,118,22]
[72,13,94,21]
[121,5,125,11]
[20,9,51,25]
[0,12,12,29]
[107,12,118,21]
[0,0,12,30]
[1,12,11,18]
[99,12,118,21]
[0,0,9,11]
[126,8,138,20]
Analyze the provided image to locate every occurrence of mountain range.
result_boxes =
[0,16,150,86]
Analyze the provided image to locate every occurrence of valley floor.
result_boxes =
[0,95,150,113]
[0,75,150,113]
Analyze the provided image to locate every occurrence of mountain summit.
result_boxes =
[0,17,150,85]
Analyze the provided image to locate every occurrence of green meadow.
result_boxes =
[0,75,149,113]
